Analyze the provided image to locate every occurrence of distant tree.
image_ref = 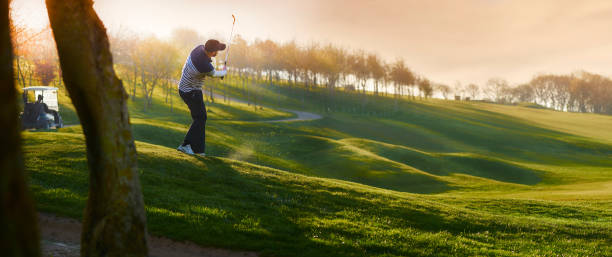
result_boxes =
[485,78,509,103]
[436,84,451,100]
[9,11,48,87]
[577,72,612,114]
[1,1,41,255]
[33,58,56,86]
[551,75,571,110]
[316,45,344,111]
[133,37,179,110]
[389,59,416,109]
[381,62,392,97]
[453,81,464,99]
[466,83,479,100]
[511,83,535,103]
[254,39,279,85]
[417,77,433,99]
[350,50,368,94]
[109,28,140,100]
[279,40,300,86]
[389,59,405,110]
[171,27,202,52]
[228,35,253,104]
[528,74,576,111]
[529,75,551,106]
[46,0,148,256]
[367,53,384,95]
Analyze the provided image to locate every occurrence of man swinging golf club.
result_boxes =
[177,39,227,156]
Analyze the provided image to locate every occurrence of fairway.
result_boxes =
[23,81,612,256]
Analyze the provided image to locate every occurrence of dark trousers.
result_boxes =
[179,89,207,153]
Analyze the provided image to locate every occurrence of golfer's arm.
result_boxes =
[207,69,227,78]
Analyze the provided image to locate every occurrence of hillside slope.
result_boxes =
[25,132,612,257]
[24,80,612,256]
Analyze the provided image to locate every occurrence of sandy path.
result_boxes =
[209,93,322,122]
[64,92,323,127]
[263,108,322,122]
[62,94,321,127]
[39,213,258,257]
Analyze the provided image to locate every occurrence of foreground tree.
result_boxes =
[45,0,148,256]
[0,1,41,256]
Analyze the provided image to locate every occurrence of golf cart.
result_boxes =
[20,86,63,130]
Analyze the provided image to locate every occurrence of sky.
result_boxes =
[10,0,612,86]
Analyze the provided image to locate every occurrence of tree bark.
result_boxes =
[45,1,148,256]
[0,0,41,255]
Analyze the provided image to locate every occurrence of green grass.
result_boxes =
[23,78,612,256]
[24,132,612,256]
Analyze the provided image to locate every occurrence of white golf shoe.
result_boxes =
[177,144,194,155]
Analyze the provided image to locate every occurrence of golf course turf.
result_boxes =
[24,77,612,256]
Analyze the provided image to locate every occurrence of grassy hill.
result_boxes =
[24,77,612,256]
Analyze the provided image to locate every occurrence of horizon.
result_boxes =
[11,0,612,86]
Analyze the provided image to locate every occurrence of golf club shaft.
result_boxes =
[224,14,236,66]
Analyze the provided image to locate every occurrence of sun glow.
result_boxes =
[11,0,49,29]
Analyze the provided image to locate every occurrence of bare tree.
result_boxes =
[45,1,148,256]
[511,84,535,103]
[417,77,433,99]
[436,84,451,100]
[134,37,178,110]
[453,81,464,100]
[485,78,509,103]
[33,57,56,86]
[551,75,571,110]
[9,8,48,88]
[350,50,368,94]
[1,1,41,255]
[279,40,300,86]
[367,53,384,95]
[529,75,550,106]
[109,28,139,101]
[466,83,479,100]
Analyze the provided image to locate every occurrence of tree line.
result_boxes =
[10,20,612,116]
[466,72,612,115]
[227,35,433,98]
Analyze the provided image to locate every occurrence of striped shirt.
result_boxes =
[178,45,227,92]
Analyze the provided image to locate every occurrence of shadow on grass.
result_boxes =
[25,134,611,256]
[345,139,542,185]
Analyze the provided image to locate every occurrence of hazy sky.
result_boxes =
[11,0,612,85]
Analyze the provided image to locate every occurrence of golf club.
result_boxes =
[224,14,236,68]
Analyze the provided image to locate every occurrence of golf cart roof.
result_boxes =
[23,86,58,91]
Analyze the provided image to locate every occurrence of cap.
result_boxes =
[204,39,226,52]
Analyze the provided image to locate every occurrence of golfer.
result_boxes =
[177,39,227,156]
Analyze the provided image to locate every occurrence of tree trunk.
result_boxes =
[45,1,148,256]
[165,81,169,103]
[16,57,25,87]
[0,1,41,255]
